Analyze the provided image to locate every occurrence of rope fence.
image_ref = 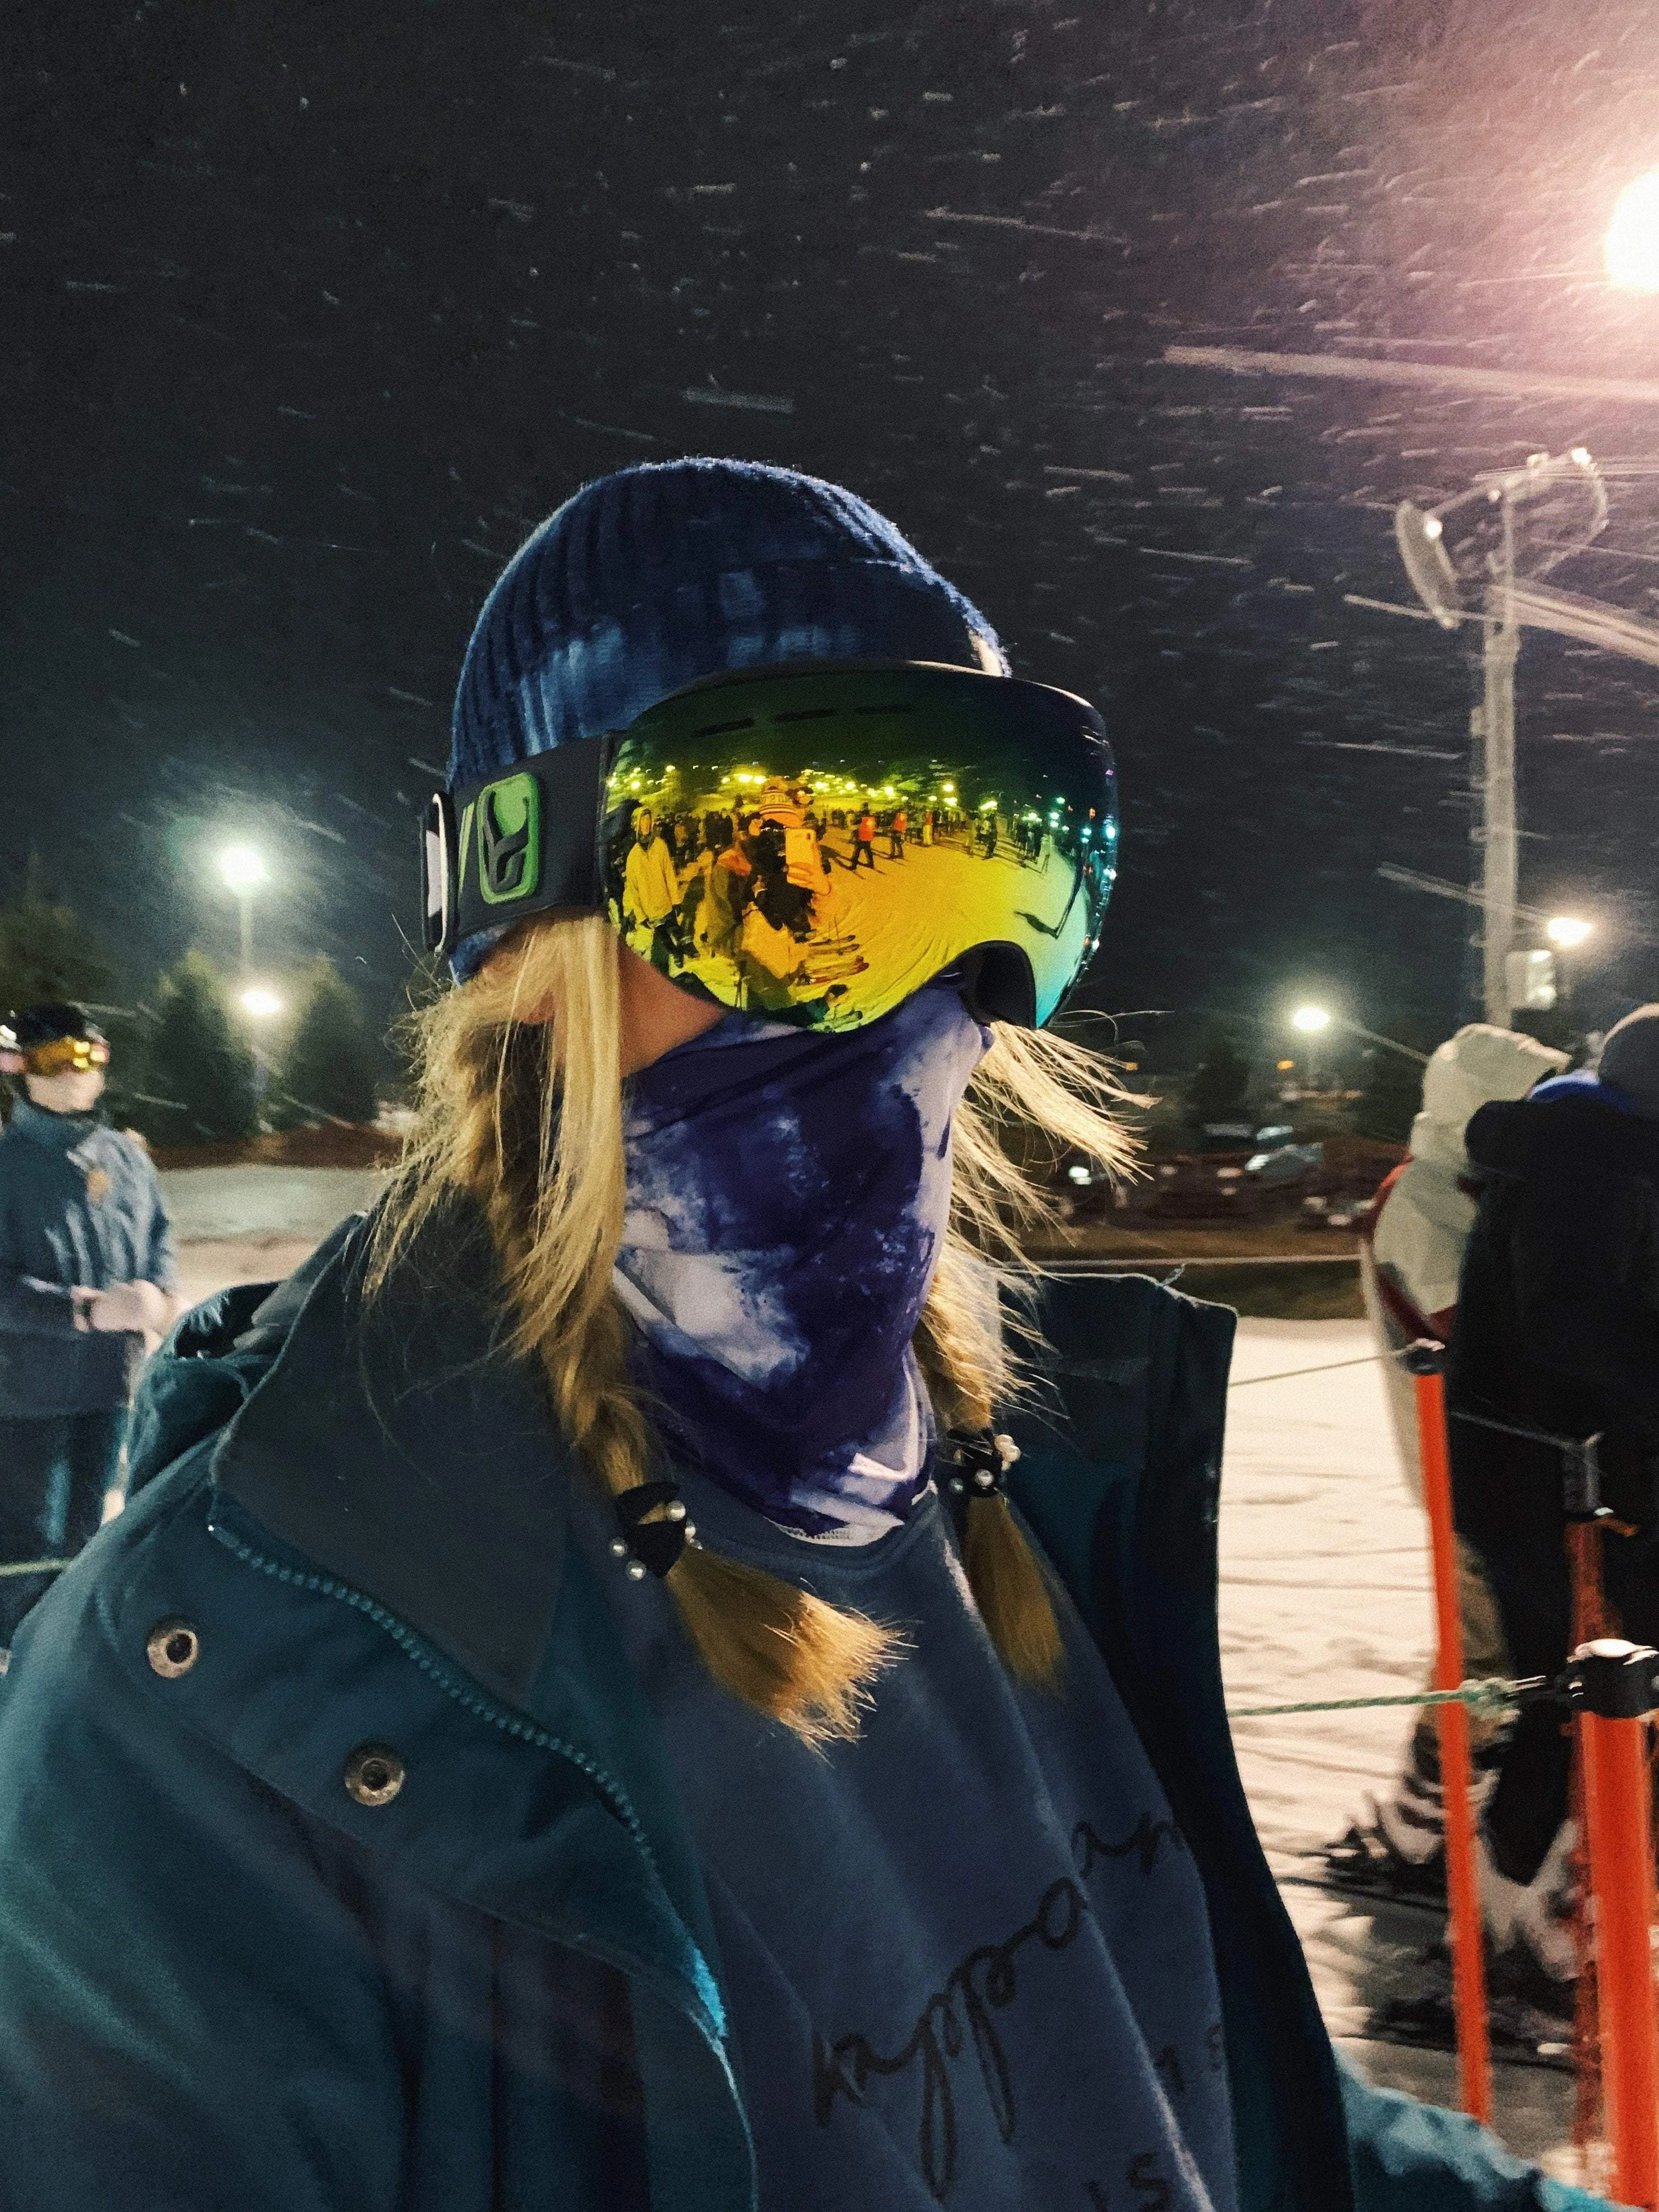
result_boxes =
[1228,1676,1537,1721]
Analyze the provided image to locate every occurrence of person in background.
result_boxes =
[1332,1026,1568,1901]
[622,807,685,975]
[704,826,754,961]
[0,1003,179,1650]
[852,805,877,868]
[1451,1003,1659,1984]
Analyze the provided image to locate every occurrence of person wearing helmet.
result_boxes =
[0,1003,179,1651]
[0,465,1610,2212]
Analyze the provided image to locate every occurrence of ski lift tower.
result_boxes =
[1395,450,1610,1025]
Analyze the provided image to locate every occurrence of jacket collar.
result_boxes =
[212,1201,571,1711]
[5,1096,108,1150]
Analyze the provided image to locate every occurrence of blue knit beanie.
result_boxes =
[448,458,1006,977]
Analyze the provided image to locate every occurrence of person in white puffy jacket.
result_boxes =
[1331,1025,1567,1908]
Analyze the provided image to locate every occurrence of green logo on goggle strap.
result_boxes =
[476,774,540,905]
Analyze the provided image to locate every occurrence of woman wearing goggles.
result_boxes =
[0,465,1602,2212]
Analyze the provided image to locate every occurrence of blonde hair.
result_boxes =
[371,915,1138,1745]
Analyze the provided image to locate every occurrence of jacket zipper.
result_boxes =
[207,1515,658,1872]
[208,1513,753,2202]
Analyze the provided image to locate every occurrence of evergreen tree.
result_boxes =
[0,856,110,1015]
[141,952,258,1145]
[274,958,381,1126]
[1184,1026,1252,1131]
[1353,1016,1433,1145]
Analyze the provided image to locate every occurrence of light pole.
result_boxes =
[219,845,268,975]
[1396,449,1608,1028]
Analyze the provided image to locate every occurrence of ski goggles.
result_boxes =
[423,660,1117,1030]
[0,1030,110,1076]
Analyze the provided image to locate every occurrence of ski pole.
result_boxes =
[1407,1342,1492,2124]
[1568,1641,1659,2212]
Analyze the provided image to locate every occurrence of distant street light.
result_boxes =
[239,987,283,1019]
[1545,915,1593,1025]
[1606,173,1659,292]
[219,845,267,891]
[1547,915,1593,950]
[218,844,268,973]
[1289,1001,1428,1069]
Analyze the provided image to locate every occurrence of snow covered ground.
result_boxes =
[159,1165,387,1310]
[154,1188,1580,2179]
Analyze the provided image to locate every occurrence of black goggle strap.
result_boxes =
[424,733,616,957]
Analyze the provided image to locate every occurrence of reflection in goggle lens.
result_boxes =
[16,1036,111,1076]
[599,665,1116,1030]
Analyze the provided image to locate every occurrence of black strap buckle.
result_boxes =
[943,1426,1021,1501]
[609,1479,695,1581]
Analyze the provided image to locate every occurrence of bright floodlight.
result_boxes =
[1606,173,1659,291]
[1291,1005,1332,1033]
[1547,915,1593,949]
[239,988,282,1019]
[219,844,268,891]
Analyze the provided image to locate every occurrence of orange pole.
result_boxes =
[1411,1353,1493,2125]
[1568,1525,1611,2157]
[1579,1700,1659,2210]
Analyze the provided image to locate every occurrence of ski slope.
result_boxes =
[161,1185,1581,2179]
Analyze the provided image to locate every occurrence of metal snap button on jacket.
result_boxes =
[343,1743,405,1808]
[145,1620,201,1678]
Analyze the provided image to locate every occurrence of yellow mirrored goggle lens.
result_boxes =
[601,667,1116,1031]
[20,1037,110,1076]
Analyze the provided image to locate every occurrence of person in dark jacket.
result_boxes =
[1451,1003,1659,1953]
[0,1002,178,1645]
[1330,1025,1564,1900]
[0,465,1613,2212]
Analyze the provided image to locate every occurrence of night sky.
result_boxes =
[7,0,1659,1061]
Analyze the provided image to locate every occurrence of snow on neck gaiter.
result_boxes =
[614,983,991,1542]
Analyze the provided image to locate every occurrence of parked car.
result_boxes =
[1242,1130,1323,1189]
[1148,1126,1324,1218]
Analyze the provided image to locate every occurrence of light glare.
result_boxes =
[240,988,282,1018]
[219,844,268,891]
[1546,915,1593,949]
[1606,173,1659,292]
[1291,1005,1332,1033]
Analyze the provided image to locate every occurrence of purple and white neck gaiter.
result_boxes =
[614,983,990,1542]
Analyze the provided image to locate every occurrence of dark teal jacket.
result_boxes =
[0,1097,176,1418]
[0,1213,1611,2211]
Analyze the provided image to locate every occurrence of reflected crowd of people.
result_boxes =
[606,776,1079,1017]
